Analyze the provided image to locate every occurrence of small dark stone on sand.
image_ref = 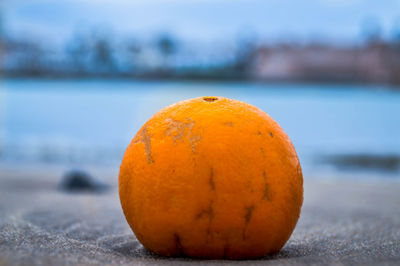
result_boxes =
[60,170,109,193]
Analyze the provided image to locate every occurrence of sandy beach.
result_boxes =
[0,166,399,265]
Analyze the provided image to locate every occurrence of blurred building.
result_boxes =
[250,43,400,84]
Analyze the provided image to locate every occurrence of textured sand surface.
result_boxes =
[1,167,400,265]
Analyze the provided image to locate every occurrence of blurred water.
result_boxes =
[1,79,400,176]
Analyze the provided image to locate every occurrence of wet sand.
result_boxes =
[1,167,399,265]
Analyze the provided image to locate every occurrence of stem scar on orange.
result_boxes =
[119,96,303,259]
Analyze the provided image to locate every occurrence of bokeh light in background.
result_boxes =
[1,0,400,177]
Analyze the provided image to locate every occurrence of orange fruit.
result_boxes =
[119,96,303,259]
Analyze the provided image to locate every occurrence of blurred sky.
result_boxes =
[2,0,400,46]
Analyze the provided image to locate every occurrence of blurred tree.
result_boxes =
[387,18,400,84]
[155,33,178,71]
[361,16,383,44]
[390,17,400,44]
[92,36,115,75]
[234,30,258,77]
[126,39,142,73]
[0,12,4,39]
[65,32,91,75]
[0,12,4,73]
[157,34,176,57]
[20,41,44,76]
